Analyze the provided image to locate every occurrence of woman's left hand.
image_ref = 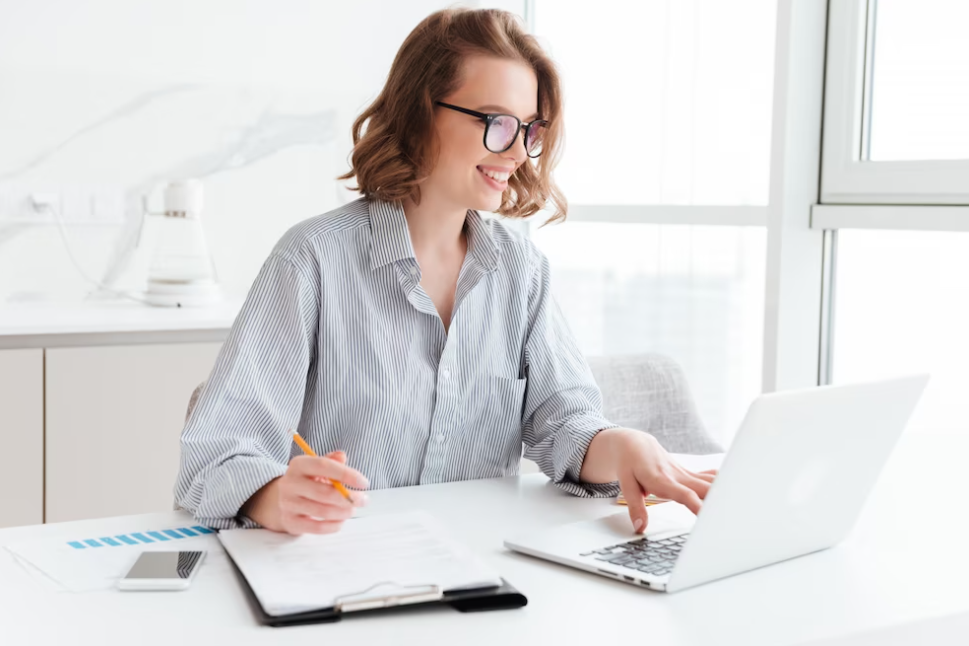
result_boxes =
[582,428,717,534]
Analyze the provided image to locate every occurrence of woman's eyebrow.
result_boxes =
[476,104,540,120]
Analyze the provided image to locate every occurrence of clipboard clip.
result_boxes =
[334,581,443,614]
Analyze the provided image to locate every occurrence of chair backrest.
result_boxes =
[185,382,205,424]
[586,353,722,454]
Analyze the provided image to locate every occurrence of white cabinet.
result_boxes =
[0,349,44,528]
[45,342,221,523]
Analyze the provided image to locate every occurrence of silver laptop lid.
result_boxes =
[667,374,929,593]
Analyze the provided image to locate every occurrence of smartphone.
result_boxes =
[117,550,206,591]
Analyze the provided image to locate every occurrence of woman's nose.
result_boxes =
[503,128,528,163]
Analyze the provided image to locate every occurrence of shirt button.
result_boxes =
[409,266,418,277]
[443,368,451,379]
[436,433,446,443]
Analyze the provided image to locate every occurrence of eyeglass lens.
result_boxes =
[485,116,546,156]
[485,115,519,153]
[525,121,546,156]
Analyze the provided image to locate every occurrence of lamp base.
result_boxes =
[145,279,222,308]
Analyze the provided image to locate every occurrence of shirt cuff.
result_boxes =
[192,456,288,530]
[555,417,622,498]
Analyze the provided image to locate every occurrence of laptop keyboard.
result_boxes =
[580,534,688,577]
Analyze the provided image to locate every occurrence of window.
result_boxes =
[867,0,969,161]
[821,0,969,204]
[818,1,969,440]
[533,0,777,206]
[529,0,777,443]
[533,221,766,444]
[831,230,969,436]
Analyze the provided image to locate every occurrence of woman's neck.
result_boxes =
[402,193,468,258]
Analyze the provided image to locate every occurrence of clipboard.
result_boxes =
[225,549,528,627]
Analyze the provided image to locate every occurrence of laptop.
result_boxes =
[505,375,929,593]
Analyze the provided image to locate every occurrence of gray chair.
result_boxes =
[185,384,204,424]
[587,354,722,454]
[184,353,720,454]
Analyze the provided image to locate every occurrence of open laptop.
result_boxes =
[505,375,929,593]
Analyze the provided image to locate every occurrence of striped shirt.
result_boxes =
[175,198,618,529]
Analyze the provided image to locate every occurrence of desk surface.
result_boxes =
[2,434,967,646]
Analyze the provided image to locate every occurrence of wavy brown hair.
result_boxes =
[338,8,567,222]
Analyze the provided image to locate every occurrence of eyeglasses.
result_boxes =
[436,102,548,158]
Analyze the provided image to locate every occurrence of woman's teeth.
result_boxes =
[479,168,510,182]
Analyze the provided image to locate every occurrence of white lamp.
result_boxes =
[143,179,221,308]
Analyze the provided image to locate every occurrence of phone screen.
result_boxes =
[124,551,204,579]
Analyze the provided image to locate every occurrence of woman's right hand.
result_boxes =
[242,450,370,535]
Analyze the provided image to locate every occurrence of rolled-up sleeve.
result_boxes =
[520,248,620,497]
[174,250,319,528]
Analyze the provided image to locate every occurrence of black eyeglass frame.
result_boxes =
[436,101,548,158]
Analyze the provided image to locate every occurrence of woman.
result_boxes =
[175,8,714,536]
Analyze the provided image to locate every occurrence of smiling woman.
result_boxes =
[175,7,717,538]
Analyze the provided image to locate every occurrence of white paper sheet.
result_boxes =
[218,511,502,616]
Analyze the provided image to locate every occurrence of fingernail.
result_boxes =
[633,518,644,532]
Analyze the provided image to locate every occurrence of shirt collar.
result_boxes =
[368,199,415,270]
[368,199,500,272]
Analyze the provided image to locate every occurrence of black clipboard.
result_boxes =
[225,549,528,627]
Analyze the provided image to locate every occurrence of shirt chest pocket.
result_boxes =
[462,376,528,467]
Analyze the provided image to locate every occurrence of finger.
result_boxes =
[667,483,703,515]
[291,455,369,489]
[306,475,369,507]
[679,473,712,499]
[618,470,649,534]
[290,475,356,508]
[674,463,716,487]
[282,495,355,521]
[282,515,345,536]
[324,452,366,502]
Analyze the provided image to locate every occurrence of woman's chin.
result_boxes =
[470,193,503,214]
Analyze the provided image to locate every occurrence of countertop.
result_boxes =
[0,298,243,349]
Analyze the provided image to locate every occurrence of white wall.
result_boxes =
[0,0,487,302]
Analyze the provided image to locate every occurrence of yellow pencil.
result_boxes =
[292,432,354,502]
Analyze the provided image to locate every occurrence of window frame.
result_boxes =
[820,0,969,206]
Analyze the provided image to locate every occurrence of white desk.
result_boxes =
[2,434,967,646]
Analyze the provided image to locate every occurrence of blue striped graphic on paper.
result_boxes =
[65,527,215,549]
